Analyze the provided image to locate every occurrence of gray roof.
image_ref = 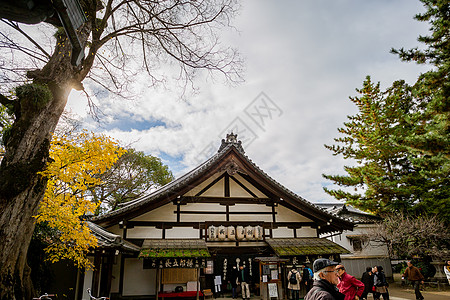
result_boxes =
[92,135,354,232]
[87,221,140,252]
[316,203,381,224]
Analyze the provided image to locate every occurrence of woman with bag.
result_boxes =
[372,266,389,300]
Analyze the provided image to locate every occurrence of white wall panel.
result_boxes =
[123,258,156,296]
[132,204,177,222]
[272,227,293,238]
[276,205,311,222]
[165,227,200,238]
[296,227,317,237]
[127,226,162,239]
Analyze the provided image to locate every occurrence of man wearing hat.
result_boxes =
[304,258,345,300]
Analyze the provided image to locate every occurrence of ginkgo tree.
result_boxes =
[36,130,126,269]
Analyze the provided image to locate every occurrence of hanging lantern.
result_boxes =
[227,226,236,240]
[218,225,226,240]
[236,226,245,240]
[208,226,217,241]
[245,225,254,240]
[254,226,263,240]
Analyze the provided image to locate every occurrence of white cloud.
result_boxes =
[65,0,431,203]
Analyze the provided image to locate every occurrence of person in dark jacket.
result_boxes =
[303,264,314,293]
[304,258,345,300]
[361,267,374,300]
[238,265,251,300]
[229,266,239,299]
[373,266,389,300]
[402,261,424,300]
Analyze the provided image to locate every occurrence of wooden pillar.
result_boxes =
[156,267,160,300]
[92,251,102,297]
[196,267,200,300]
[105,251,114,295]
[119,255,125,295]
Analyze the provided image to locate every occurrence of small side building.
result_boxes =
[318,203,392,279]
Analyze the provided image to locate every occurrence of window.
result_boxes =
[352,238,362,252]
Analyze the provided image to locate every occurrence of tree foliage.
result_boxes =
[366,213,450,260]
[36,131,125,269]
[89,149,174,213]
[323,0,449,220]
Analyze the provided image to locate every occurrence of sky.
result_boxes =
[66,0,431,204]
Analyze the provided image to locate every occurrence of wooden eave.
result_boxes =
[92,144,354,233]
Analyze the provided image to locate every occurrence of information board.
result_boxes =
[268,283,278,298]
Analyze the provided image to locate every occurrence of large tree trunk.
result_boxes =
[0,83,71,300]
[0,21,90,298]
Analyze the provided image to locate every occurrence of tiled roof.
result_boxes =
[316,203,381,224]
[87,221,140,252]
[139,239,210,258]
[266,238,350,256]
[92,137,354,233]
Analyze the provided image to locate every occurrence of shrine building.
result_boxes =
[78,133,354,300]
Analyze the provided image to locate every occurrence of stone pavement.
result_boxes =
[212,281,450,300]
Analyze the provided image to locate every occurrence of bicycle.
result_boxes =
[32,293,55,300]
[87,288,109,300]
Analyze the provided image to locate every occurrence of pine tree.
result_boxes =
[324,0,449,221]
[323,77,423,215]
[391,0,450,219]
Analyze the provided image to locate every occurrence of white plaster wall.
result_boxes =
[179,203,227,222]
[132,204,177,222]
[126,226,162,239]
[183,203,224,211]
[165,227,200,238]
[229,214,273,222]
[181,213,228,222]
[228,203,273,222]
[275,205,312,222]
[272,227,294,238]
[326,224,389,257]
[183,172,223,196]
[233,174,267,198]
[229,179,252,197]
[296,227,317,237]
[229,204,271,212]
[201,179,224,196]
[123,258,156,296]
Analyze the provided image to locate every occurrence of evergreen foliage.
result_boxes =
[323,0,449,221]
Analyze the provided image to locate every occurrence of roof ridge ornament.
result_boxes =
[218,132,245,153]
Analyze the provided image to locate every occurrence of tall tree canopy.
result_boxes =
[323,0,449,220]
[89,149,174,213]
[0,1,242,298]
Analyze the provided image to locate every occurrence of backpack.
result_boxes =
[306,267,313,279]
[289,271,298,285]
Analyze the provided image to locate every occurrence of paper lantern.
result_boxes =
[218,225,226,240]
[227,226,236,240]
[236,226,245,240]
[245,226,254,240]
[254,226,263,240]
[208,226,217,240]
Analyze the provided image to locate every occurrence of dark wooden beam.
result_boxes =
[176,210,275,215]
[125,220,316,229]
[179,196,271,205]
[224,173,230,197]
